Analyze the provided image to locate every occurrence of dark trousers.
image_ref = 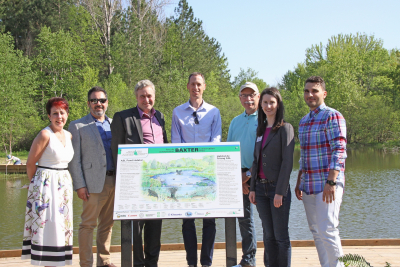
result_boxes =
[182,218,216,266]
[133,219,162,267]
[255,181,291,267]
[237,191,257,266]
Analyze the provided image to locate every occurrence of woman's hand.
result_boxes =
[274,194,283,208]
[249,191,256,205]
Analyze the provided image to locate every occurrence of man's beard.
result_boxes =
[92,106,107,116]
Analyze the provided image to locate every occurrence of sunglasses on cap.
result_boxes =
[89,98,107,104]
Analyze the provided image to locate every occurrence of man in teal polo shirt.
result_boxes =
[227,81,260,267]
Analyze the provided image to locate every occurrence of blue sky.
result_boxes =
[163,0,400,86]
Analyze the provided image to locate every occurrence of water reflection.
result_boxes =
[1,147,399,250]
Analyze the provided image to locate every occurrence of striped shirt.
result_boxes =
[298,103,347,195]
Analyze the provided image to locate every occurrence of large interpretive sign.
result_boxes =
[113,142,243,220]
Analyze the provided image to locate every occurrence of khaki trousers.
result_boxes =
[79,175,115,267]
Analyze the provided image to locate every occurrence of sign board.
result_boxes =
[113,142,243,220]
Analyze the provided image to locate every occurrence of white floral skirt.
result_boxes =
[21,168,73,266]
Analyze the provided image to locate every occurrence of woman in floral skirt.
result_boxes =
[22,97,74,266]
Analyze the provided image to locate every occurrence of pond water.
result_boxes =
[144,170,216,202]
[1,147,399,250]
[157,170,214,187]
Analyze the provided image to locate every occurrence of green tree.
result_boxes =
[232,67,269,93]
[81,0,123,75]
[111,1,165,88]
[67,4,104,71]
[102,73,130,118]
[158,0,232,140]
[0,0,77,56]
[34,26,94,119]
[388,49,400,110]
[281,33,398,143]
[0,33,40,153]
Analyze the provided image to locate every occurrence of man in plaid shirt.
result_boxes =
[295,76,347,267]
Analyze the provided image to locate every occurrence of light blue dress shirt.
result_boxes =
[91,114,115,171]
[227,110,258,169]
[171,100,222,143]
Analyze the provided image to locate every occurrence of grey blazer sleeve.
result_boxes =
[68,121,87,190]
[250,138,260,192]
[276,123,295,196]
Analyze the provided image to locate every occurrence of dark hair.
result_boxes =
[87,86,108,101]
[46,97,69,115]
[256,87,285,136]
[188,72,205,84]
[305,76,326,91]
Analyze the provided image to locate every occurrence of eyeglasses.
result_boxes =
[89,98,107,104]
[239,93,257,98]
[192,111,199,124]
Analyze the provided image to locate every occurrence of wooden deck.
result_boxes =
[0,164,26,174]
[1,246,399,266]
[1,240,399,266]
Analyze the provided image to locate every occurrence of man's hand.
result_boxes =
[77,187,90,201]
[249,191,256,205]
[242,182,250,195]
[322,183,335,203]
[295,184,303,201]
[323,170,339,203]
[241,172,250,195]
[274,194,283,208]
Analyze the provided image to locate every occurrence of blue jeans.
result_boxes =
[182,218,216,266]
[237,191,257,266]
[255,181,291,267]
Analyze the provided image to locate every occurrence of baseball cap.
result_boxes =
[239,82,259,94]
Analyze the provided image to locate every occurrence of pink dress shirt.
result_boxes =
[137,107,164,144]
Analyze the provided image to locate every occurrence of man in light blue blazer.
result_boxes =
[69,86,117,267]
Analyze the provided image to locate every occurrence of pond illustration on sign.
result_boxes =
[141,155,216,202]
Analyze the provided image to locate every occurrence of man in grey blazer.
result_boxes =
[111,80,168,267]
[69,86,117,267]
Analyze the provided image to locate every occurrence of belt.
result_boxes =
[106,170,115,176]
[38,165,68,171]
[241,168,249,172]
[258,178,274,184]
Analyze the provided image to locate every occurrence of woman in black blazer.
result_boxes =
[249,88,295,267]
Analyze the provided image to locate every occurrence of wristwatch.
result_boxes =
[246,170,251,178]
[326,180,336,186]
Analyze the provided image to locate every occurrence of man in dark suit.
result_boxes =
[111,80,168,267]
